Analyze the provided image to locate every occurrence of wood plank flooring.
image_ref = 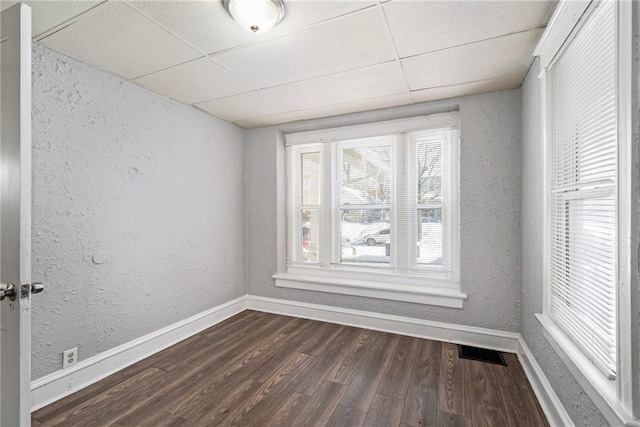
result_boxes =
[32,310,549,427]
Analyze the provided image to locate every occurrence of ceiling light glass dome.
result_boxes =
[224,0,285,34]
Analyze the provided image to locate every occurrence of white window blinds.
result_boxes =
[547,0,617,379]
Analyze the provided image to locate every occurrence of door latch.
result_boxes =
[21,282,45,299]
[31,282,44,294]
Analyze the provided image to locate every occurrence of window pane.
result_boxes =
[301,152,320,205]
[341,209,390,264]
[550,195,617,374]
[417,140,442,204]
[302,209,319,262]
[341,209,384,223]
[341,145,391,205]
[417,208,442,265]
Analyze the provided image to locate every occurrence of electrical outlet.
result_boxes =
[63,347,78,369]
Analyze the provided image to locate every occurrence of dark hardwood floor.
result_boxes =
[32,310,549,426]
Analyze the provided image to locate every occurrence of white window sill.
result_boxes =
[273,268,466,308]
[536,314,638,426]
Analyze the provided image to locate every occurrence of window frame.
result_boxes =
[275,113,465,309]
[536,0,638,424]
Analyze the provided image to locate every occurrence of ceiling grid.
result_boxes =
[2,0,557,128]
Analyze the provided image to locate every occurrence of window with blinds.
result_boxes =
[414,131,455,271]
[338,137,392,265]
[546,0,617,379]
[286,117,459,281]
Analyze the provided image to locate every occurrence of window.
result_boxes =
[339,139,392,265]
[275,113,464,308]
[537,0,636,423]
[547,0,618,380]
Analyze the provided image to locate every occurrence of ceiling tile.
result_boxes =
[127,0,247,54]
[383,0,556,58]
[401,28,543,91]
[410,74,523,104]
[291,92,413,119]
[129,0,375,55]
[234,113,301,128]
[39,2,201,80]
[257,61,408,112]
[134,57,254,104]
[268,1,378,37]
[2,1,102,38]
[236,92,413,128]
[195,90,291,122]
[213,8,396,88]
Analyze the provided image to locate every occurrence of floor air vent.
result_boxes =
[457,345,507,366]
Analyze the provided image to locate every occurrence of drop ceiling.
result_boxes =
[3,0,556,128]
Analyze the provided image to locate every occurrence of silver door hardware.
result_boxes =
[22,282,45,299]
[0,282,45,301]
[0,283,17,301]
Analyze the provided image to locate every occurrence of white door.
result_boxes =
[1,3,32,426]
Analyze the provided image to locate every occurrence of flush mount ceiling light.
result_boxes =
[224,0,285,34]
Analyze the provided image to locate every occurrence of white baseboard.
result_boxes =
[246,294,573,427]
[246,295,520,352]
[30,295,247,411]
[516,336,575,427]
[31,293,572,427]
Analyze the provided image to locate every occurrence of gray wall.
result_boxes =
[246,90,522,332]
[519,58,608,426]
[635,1,640,411]
[31,44,246,379]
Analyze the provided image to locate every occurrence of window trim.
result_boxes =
[284,112,459,146]
[273,267,466,309]
[277,113,464,308]
[537,0,638,424]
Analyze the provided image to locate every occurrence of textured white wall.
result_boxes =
[519,58,608,426]
[635,2,640,410]
[31,44,246,380]
[246,90,522,332]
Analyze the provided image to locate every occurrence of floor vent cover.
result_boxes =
[457,345,507,366]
